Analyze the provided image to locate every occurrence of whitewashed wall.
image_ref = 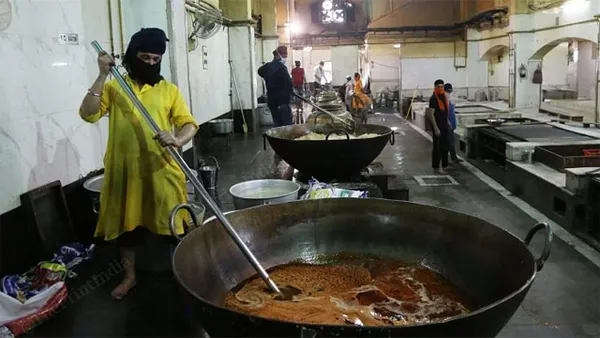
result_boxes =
[366,44,400,94]
[187,27,232,124]
[511,0,599,108]
[0,0,111,213]
[121,0,171,81]
[331,45,360,86]
[0,0,235,214]
[542,43,569,87]
[292,48,331,82]
[488,56,509,87]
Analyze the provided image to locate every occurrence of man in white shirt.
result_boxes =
[344,76,353,112]
[313,61,325,91]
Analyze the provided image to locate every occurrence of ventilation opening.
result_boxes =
[590,212,600,241]
[553,196,566,216]
[575,204,586,221]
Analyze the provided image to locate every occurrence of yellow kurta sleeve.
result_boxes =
[169,88,198,129]
[79,82,112,123]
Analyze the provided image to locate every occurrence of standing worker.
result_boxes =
[427,79,451,173]
[340,75,352,111]
[444,83,462,163]
[291,60,306,94]
[291,60,306,123]
[79,28,199,299]
[313,61,325,92]
[350,72,371,124]
[258,46,294,127]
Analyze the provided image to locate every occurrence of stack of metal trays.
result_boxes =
[307,91,353,127]
[317,91,339,103]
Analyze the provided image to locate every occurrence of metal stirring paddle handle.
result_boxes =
[90,41,283,296]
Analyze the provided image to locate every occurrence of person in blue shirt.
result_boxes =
[258,46,294,127]
[444,83,462,163]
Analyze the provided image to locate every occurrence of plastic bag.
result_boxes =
[0,243,93,336]
[3,283,67,336]
[300,179,367,200]
[0,281,65,326]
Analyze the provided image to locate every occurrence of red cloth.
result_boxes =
[291,68,305,87]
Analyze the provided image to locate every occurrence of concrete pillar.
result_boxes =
[466,40,488,100]
[511,0,530,14]
[511,33,541,109]
[276,0,290,46]
[576,41,596,100]
[595,19,600,124]
[256,0,279,64]
[509,11,540,109]
[229,25,257,112]
[262,38,279,62]
[221,0,251,21]
[221,0,257,114]
[258,0,277,36]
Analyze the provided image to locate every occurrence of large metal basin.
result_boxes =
[229,179,301,210]
[264,124,394,179]
[172,198,552,337]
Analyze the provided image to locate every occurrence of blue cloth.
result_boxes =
[1,243,94,302]
[448,101,456,130]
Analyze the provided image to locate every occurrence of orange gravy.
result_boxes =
[222,258,470,326]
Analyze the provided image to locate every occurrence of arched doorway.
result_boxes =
[530,37,598,122]
[481,44,509,102]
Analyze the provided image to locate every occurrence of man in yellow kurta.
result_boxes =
[79,28,198,299]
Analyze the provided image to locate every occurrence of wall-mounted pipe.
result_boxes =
[596,19,600,124]
[117,0,125,54]
[107,0,114,55]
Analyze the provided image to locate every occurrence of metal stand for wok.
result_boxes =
[91,41,283,296]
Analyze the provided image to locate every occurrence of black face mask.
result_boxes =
[129,57,162,86]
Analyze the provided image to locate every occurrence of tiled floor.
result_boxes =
[26,111,600,337]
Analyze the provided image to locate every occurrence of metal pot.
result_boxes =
[85,170,199,214]
[173,199,552,337]
[229,179,301,210]
[198,157,219,190]
[82,174,103,214]
[487,118,506,127]
[185,169,199,199]
[209,119,234,135]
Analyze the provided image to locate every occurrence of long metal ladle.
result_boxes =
[91,41,283,296]
[293,92,355,132]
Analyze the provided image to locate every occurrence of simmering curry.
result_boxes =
[223,257,470,326]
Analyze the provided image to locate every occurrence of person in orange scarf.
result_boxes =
[350,72,372,124]
[427,79,451,173]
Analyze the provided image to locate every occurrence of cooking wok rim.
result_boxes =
[264,123,393,142]
[172,198,538,330]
